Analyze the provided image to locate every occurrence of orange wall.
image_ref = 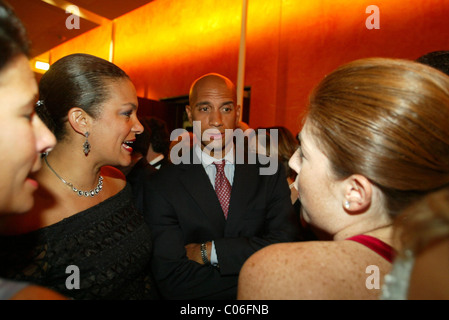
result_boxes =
[51,21,112,63]
[49,0,449,134]
[113,0,243,100]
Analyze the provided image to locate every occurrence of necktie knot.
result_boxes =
[214,160,226,171]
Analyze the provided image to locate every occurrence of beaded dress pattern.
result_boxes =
[0,184,157,300]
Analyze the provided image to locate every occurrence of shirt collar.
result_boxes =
[194,143,235,168]
[149,154,164,166]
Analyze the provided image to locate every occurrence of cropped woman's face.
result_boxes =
[90,78,144,167]
[0,55,56,214]
[288,119,342,232]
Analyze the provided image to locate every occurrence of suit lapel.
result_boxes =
[227,162,258,219]
[178,151,226,231]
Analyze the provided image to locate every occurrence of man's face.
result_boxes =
[186,77,240,158]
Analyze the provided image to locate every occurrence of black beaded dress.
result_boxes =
[0,184,158,300]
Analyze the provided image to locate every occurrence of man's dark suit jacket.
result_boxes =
[143,149,300,300]
[126,157,157,213]
[150,155,170,170]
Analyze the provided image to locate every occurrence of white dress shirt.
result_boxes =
[194,144,235,266]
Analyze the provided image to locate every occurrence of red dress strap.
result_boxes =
[346,234,395,263]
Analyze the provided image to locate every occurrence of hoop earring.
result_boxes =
[83,132,91,156]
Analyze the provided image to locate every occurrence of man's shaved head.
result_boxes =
[189,73,237,106]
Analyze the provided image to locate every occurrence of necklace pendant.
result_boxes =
[83,132,91,156]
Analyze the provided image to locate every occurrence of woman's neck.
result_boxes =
[334,220,395,246]
[41,144,102,191]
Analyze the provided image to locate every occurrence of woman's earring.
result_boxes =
[83,132,91,156]
[344,200,350,209]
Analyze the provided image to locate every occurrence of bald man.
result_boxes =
[143,73,300,299]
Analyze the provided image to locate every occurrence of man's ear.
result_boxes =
[342,174,373,214]
[68,107,91,135]
[185,105,193,124]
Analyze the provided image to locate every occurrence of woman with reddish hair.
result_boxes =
[238,57,449,300]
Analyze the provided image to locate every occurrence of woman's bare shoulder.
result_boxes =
[10,285,67,300]
[238,240,381,300]
[101,166,126,180]
[101,166,126,191]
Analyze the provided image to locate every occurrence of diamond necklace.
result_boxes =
[43,154,103,197]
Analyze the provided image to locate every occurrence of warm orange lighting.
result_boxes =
[50,21,113,63]
[45,0,449,134]
[114,0,242,63]
[35,61,50,71]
